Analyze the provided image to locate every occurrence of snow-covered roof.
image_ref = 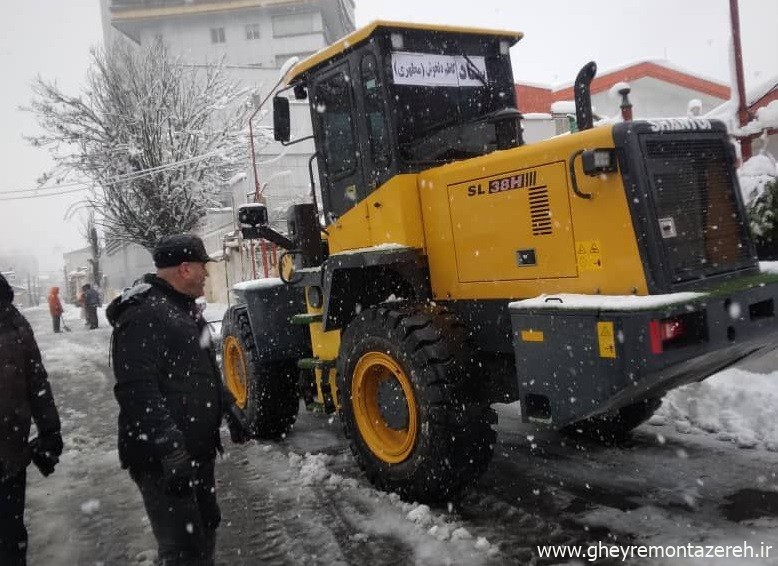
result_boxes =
[518,59,730,114]
[708,99,778,137]
[522,112,552,120]
[553,58,729,96]
[706,76,778,131]
[550,101,576,114]
[745,75,778,108]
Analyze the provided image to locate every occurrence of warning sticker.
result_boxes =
[576,240,603,271]
[597,321,616,359]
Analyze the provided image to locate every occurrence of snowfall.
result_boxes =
[18,275,778,565]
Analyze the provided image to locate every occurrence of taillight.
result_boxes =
[649,316,688,354]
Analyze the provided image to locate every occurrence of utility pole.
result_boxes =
[729,0,752,160]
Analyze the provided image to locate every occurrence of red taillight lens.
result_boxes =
[660,318,685,341]
[649,317,687,354]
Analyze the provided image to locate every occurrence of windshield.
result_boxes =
[385,35,518,163]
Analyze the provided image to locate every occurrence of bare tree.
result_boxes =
[26,40,254,250]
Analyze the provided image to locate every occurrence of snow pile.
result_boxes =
[761,261,778,274]
[687,98,702,116]
[285,451,500,558]
[80,499,101,515]
[738,153,777,204]
[608,81,630,99]
[653,367,778,451]
[296,452,333,486]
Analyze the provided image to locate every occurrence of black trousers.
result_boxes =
[85,306,98,329]
[131,460,220,566]
[0,471,28,566]
[52,315,61,333]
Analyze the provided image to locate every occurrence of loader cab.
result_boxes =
[277,22,523,223]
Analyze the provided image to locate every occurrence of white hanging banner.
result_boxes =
[391,52,488,87]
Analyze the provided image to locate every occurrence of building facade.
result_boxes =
[100,0,355,300]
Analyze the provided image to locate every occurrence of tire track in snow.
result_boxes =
[314,488,415,566]
[218,449,348,565]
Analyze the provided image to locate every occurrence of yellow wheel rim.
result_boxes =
[223,336,248,409]
[352,352,418,464]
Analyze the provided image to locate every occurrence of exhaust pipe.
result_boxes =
[574,61,597,131]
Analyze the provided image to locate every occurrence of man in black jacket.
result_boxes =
[0,274,63,566]
[107,235,240,566]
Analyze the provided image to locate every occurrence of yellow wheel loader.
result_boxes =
[221,21,778,502]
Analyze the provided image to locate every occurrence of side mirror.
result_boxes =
[273,96,290,142]
[237,203,269,240]
[238,203,268,227]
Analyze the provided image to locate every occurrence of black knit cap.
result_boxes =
[153,234,213,268]
[0,273,13,304]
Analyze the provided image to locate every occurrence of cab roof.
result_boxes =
[283,20,523,86]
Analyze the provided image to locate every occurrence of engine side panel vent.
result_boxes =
[529,185,552,235]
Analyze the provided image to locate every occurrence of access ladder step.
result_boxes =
[290,313,323,325]
[297,357,336,371]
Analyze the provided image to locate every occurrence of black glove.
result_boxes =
[161,449,194,496]
[30,432,63,477]
[226,406,251,445]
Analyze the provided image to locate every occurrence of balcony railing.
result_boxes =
[112,0,226,9]
[111,0,309,10]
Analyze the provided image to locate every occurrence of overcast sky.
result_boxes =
[0,0,775,272]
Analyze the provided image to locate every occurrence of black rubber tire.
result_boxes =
[337,304,496,503]
[221,307,299,439]
[562,397,662,443]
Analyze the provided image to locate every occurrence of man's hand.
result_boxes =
[228,419,251,444]
[226,405,251,444]
[161,449,195,496]
[30,432,63,477]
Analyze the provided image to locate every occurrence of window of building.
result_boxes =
[245,24,260,40]
[210,27,226,44]
[272,11,322,37]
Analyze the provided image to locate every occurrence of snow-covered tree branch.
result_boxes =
[26,40,254,250]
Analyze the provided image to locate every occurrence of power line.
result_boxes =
[0,186,90,202]
[0,148,234,202]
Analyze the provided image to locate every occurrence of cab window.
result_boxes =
[315,69,356,179]
[361,53,390,178]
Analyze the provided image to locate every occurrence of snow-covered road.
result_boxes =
[21,304,778,565]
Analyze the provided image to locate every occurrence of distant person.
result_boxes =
[0,273,63,566]
[46,287,64,333]
[107,234,245,565]
[76,288,85,322]
[81,284,100,330]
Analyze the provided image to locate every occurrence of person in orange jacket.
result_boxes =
[47,288,64,333]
